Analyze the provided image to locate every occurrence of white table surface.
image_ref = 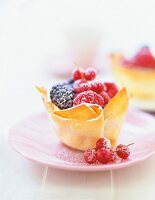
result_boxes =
[1,1,155,200]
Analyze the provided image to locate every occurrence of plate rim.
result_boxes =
[8,110,155,172]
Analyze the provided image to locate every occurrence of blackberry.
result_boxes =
[50,83,75,110]
[67,79,74,85]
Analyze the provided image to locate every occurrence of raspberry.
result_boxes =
[90,82,105,93]
[83,68,96,81]
[104,82,119,98]
[132,46,155,68]
[110,149,117,161]
[100,91,110,105]
[74,83,91,93]
[96,138,111,150]
[84,148,97,164]
[73,90,104,107]
[123,46,155,69]
[74,82,105,94]
[72,68,83,81]
[73,79,87,91]
[96,148,111,164]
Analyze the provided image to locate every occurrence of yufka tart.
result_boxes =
[111,46,155,100]
[36,68,129,151]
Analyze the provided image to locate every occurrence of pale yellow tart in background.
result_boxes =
[111,53,155,100]
[36,86,129,151]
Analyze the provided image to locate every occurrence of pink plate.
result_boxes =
[9,109,155,171]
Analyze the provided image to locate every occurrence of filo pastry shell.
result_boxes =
[36,86,128,151]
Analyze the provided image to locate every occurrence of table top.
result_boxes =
[1,1,155,199]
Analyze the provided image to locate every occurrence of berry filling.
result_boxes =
[100,91,110,105]
[122,46,155,69]
[104,82,119,99]
[90,82,106,93]
[73,90,105,107]
[49,67,119,109]
[50,83,75,110]
[74,83,92,93]
[72,68,83,80]
[83,68,96,81]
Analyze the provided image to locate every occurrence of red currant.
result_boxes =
[104,82,119,99]
[73,90,104,107]
[83,68,96,81]
[116,144,130,159]
[72,68,83,81]
[96,138,111,150]
[96,148,111,164]
[84,148,97,164]
[110,149,117,161]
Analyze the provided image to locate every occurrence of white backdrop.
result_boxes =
[1,1,155,200]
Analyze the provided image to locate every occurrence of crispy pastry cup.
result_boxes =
[36,86,128,151]
[111,53,155,100]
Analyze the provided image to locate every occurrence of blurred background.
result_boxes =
[1,0,155,118]
[1,0,155,199]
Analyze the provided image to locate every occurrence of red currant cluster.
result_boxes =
[72,68,118,108]
[84,137,133,164]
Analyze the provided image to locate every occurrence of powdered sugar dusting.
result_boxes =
[52,143,85,164]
